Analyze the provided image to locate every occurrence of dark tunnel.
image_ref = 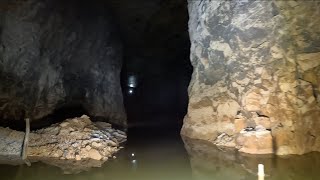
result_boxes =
[112,0,193,130]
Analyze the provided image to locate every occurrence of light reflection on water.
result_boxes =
[1,128,320,180]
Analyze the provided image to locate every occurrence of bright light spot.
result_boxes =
[131,153,135,157]
[132,159,137,163]
[128,75,138,88]
[128,89,133,94]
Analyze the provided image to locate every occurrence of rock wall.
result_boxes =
[0,0,126,126]
[182,0,320,155]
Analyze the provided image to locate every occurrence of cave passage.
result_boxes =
[113,0,193,130]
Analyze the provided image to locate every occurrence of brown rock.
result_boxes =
[253,117,271,129]
[85,145,92,151]
[75,155,81,161]
[236,130,273,154]
[234,118,247,133]
[88,149,102,161]
[91,142,102,149]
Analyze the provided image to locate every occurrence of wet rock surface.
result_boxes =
[182,0,320,155]
[0,0,126,127]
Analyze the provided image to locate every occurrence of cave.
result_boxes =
[114,0,192,130]
[1,0,320,179]
[0,0,192,133]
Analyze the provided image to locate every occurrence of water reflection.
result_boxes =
[1,132,320,180]
[182,136,320,180]
[0,127,193,180]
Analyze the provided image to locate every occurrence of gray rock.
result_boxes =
[0,0,126,127]
[0,127,25,163]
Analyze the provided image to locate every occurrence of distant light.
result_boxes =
[132,159,137,163]
[128,89,134,94]
[127,75,138,88]
[131,153,135,157]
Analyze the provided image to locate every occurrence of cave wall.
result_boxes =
[182,0,320,155]
[0,0,126,126]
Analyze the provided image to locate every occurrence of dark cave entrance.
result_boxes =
[111,0,193,131]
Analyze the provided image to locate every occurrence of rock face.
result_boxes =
[182,0,320,155]
[0,127,24,164]
[0,0,126,126]
[236,127,273,154]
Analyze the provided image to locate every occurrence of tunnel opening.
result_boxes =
[111,0,193,133]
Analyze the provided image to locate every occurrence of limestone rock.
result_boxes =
[253,116,271,129]
[234,117,247,133]
[0,127,25,164]
[88,149,102,161]
[182,0,320,155]
[236,129,273,154]
[27,115,127,171]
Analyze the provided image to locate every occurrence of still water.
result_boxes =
[1,126,320,180]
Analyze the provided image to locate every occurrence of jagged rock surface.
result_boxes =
[0,0,126,126]
[28,115,126,163]
[182,0,320,155]
[0,115,126,173]
[0,127,24,164]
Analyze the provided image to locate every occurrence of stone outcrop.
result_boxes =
[0,0,126,126]
[0,115,126,173]
[182,0,320,155]
[0,127,24,164]
[28,115,126,162]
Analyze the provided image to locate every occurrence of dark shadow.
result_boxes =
[30,104,88,130]
[117,0,192,133]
